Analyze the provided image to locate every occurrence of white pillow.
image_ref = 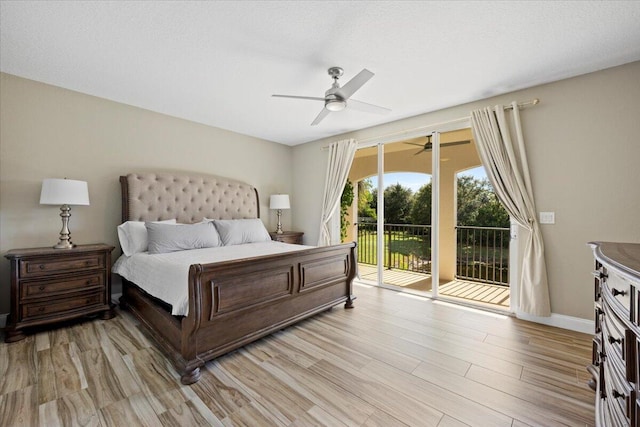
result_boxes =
[213,219,271,246]
[146,221,222,254]
[117,219,176,256]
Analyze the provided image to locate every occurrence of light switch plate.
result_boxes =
[539,211,555,224]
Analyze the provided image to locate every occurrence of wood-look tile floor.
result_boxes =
[0,283,594,426]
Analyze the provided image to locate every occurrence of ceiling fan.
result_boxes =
[272,67,391,126]
[406,135,471,155]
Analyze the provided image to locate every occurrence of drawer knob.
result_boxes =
[39,264,45,270]
[38,285,45,291]
[612,389,624,399]
[608,336,621,345]
[611,288,627,297]
[38,307,45,312]
[86,278,95,285]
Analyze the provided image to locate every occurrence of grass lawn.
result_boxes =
[357,231,431,270]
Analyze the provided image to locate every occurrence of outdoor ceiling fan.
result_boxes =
[272,67,391,126]
[406,135,471,155]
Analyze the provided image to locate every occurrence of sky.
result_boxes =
[367,166,487,193]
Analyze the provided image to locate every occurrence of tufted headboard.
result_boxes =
[120,172,260,223]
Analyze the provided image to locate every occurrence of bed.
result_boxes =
[115,172,357,384]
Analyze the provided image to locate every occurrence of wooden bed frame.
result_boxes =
[117,172,357,384]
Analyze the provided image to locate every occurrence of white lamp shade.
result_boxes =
[269,194,290,210]
[40,179,90,206]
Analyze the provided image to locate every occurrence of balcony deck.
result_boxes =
[357,263,510,310]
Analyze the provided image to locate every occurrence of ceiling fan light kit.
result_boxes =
[325,97,346,112]
[272,66,390,125]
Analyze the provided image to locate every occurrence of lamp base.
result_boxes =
[53,204,75,249]
[275,209,284,234]
[53,240,75,249]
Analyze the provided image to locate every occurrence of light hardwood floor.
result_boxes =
[0,283,594,426]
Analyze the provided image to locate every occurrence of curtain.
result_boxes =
[470,102,551,316]
[317,138,357,246]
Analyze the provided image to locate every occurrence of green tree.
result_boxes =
[457,175,489,225]
[475,192,510,227]
[357,179,376,220]
[457,174,509,227]
[340,180,354,241]
[410,182,432,225]
[384,183,413,224]
[370,187,378,213]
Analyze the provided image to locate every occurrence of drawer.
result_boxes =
[593,262,605,302]
[21,292,104,321]
[595,305,603,334]
[20,273,104,300]
[19,254,105,278]
[593,335,603,366]
[603,358,634,425]
[636,337,640,393]
[603,302,627,362]
[270,232,304,245]
[603,271,632,317]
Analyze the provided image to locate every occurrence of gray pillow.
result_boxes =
[145,221,222,254]
[213,219,271,246]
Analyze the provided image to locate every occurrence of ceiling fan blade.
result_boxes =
[311,108,330,126]
[414,148,428,156]
[335,69,374,100]
[441,140,471,147]
[347,99,391,115]
[272,95,325,101]
[414,140,471,154]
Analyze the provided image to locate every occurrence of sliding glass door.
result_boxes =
[350,134,437,295]
[348,122,512,312]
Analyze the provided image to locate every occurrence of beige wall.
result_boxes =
[0,73,293,313]
[3,61,640,321]
[292,61,640,320]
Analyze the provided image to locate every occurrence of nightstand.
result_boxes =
[4,243,115,343]
[270,231,304,245]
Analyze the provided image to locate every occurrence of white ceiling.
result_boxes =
[2,1,640,146]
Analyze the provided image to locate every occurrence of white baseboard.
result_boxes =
[516,311,593,334]
[355,280,594,334]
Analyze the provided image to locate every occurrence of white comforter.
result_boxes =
[112,241,313,316]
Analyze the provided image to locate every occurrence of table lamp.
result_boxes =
[269,194,290,234]
[40,178,90,249]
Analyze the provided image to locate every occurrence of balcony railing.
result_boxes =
[357,222,432,273]
[456,225,509,285]
[356,222,510,286]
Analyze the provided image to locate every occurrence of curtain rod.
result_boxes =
[505,98,539,110]
[321,98,540,149]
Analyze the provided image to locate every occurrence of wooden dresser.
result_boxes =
[589,241,640,427]
[270,231,304,245]
[4,243,115,342]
